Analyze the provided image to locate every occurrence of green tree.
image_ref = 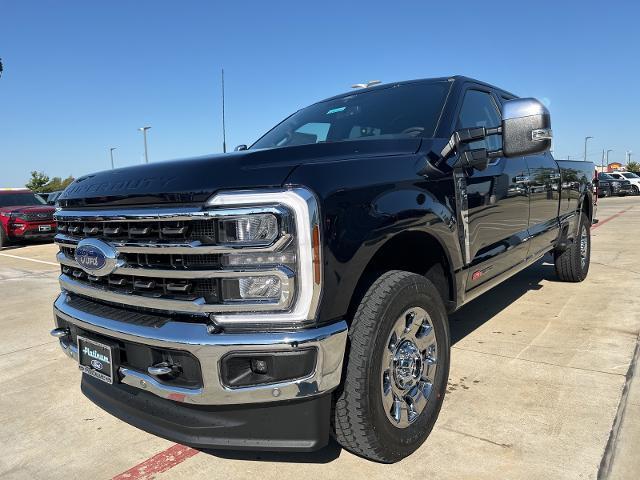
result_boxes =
[25,171,50,192]
[42,175,75,192]
[626,161,640,174]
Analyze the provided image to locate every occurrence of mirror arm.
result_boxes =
[440,126,502,159]
[457,148,489,171]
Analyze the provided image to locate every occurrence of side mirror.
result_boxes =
[501,98,552,157]
[234,144,248,151]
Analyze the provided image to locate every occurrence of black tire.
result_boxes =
[633,185,639,196]
[0,226,9,248]
[554,212,591,282]
[333,270,450,463]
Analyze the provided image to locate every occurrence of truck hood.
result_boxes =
[58,138,422,207]
[0,205,56,215]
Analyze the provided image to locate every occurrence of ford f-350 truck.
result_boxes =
[51,76,595,462]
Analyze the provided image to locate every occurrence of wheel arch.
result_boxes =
[345,230,457,323]
[580,190,593,222]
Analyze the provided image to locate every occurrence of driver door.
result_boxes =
[455,87,531,290]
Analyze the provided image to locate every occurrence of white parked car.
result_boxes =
[609,171,640,195]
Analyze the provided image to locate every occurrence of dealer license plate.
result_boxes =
[77,336,116,384]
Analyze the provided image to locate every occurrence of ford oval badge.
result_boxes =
[90,359,103,370]
[74,238,119,276]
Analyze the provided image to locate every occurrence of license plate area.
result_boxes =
[38,225,52,232]
[77,336,119,384]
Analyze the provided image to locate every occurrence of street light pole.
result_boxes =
[138,126,151,163]
[606,149,613,172]
[109,147,116,169]
[221,68,227,153]
[584,136,593,162]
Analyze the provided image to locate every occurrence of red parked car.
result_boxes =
[0,188,57,247]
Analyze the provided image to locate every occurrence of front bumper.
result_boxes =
[82,374,332,451]
[9,222,56,239]
[53,291,348,406]
[613,184,634,195]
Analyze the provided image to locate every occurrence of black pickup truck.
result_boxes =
[51,76,595,463]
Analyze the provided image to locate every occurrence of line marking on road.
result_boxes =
[592,208,633,230]
[112,444,199,480]
[0,252,58,266]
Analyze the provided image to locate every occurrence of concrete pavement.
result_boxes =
[0,197,638,479]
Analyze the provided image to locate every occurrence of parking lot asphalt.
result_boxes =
[0,196,638,480]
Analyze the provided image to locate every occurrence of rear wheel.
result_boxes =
[333,270,450,463]
[554,212,590,282]
[633,185,639,195]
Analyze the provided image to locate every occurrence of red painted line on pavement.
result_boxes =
[592,208,632,229]
[112,444,199,480]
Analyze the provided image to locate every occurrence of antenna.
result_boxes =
[221,68,227,153]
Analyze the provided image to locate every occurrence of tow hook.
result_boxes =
[50,328,70,338]
[147,362,176,376]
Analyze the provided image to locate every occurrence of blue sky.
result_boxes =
[1,0,638,186]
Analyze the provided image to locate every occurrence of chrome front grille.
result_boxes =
[54,206,295,316]
[60,264,219,302]
[56,219,217,243]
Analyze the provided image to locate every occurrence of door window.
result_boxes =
[457,90,502,151]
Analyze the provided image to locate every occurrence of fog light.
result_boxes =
[251,359,268,374]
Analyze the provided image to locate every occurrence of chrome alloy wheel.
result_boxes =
[381,307,438,428]
[580,224,588,269]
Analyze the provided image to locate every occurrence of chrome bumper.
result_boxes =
[53,292,347,406]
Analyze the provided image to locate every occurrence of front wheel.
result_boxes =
[633,185,639,195]
[554,212,591,282]
[333,270,450,463]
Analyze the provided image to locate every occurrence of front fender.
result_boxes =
[286,154,462,324]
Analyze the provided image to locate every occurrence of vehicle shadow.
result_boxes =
[0,239,55,252]
[200,257,557,465]
[449,256,556,345]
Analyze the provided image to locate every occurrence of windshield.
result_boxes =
[0,192,47,207]
[622,172,639,178]
[599,173,613,180]
[252,81,451,150]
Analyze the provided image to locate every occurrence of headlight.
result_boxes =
[205,187,322,327]
[217,213,279,244]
